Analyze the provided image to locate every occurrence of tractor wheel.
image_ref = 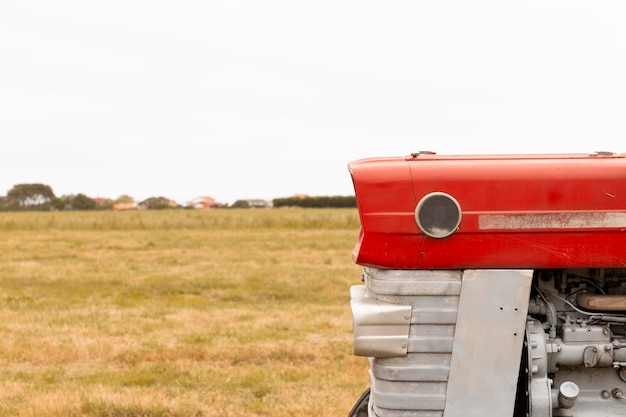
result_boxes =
[347,388,370,417]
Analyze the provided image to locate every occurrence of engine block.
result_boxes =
[351,267,626,416]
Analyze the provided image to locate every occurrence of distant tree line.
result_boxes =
[0,184,113,211]
[0,183,356,211]
[272,195,356,208]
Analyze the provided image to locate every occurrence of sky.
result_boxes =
[1,1,626,205]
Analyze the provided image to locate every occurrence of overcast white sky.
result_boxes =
[1,1,625,205]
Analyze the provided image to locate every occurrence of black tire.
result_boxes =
[347,388,370,417]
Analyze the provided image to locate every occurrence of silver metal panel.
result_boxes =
[371,406,443,417]
[373,295,460,325]
[351,285,412,358]
[372,353,451,382]
[407,325,455,353]
[442,269,533,417]
[371,376,447,411]
[366,269,462,296]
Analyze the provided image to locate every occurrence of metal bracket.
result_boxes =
[350,285,412,358]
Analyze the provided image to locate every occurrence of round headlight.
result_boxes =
[415,192,462,238]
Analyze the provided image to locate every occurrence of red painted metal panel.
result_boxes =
[349,152,626,269]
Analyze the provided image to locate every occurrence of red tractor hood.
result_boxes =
[349,152,626,269]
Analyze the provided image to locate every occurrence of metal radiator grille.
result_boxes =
[364,268,461,417]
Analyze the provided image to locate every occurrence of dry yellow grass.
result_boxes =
[0,209,368,417]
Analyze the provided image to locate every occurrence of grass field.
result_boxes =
[0,209,368,417]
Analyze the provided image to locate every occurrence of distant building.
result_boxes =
[91,197,114,209]
[113,203,138,211]
[245,199,272,208]
[187,196,220,210]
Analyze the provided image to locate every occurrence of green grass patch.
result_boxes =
[0,209,367,417]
